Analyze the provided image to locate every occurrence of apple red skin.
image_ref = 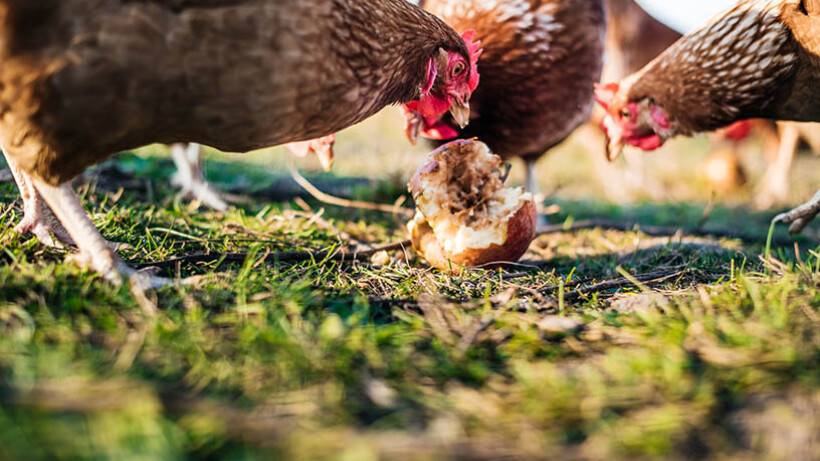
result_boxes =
[410,200,537,273]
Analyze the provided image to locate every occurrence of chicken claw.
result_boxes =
[170,143,229,212]
[30,178,176,288]
[5,150,127,250]
[772,189,820,235]
[286,135,336,172]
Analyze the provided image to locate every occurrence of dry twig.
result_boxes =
[134,240,411,271]
[289,166,414,217]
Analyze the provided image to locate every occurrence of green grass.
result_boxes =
[1,112,819,460]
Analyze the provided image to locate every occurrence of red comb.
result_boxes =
[461,30,483,91]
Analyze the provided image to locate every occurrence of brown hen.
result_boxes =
[599,1,811,209]
[596,0,820,232]
[597,0,820,154]
[0,0,477,285]
[406,0,606,211]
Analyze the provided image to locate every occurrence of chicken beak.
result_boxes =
[449,98,470,129]
[601,115,625,162]
[404,112,423,146]
[606,135,625,162]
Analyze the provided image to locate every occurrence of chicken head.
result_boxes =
[403,30,483,144]
[594,82,669,161]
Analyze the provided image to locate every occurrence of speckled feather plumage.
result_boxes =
[625,0,820,136]
[419,0,606,160]
[0,0,469,184]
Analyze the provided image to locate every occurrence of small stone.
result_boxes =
[609,293,670,315]
[363,376,398,408]
[370,250,391,266]
[537,316,584,335]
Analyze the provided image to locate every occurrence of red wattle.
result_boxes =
[630,134,664,151]
[417,94,452,119]
[422,122,460,140]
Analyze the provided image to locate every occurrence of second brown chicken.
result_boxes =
[406,0,607,216]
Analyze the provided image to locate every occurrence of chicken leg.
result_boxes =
[4,150,75,248]
[773,189,820,235]
[755,122,800,209]
[31,178,171,288]
[524,157,550,230]
[169,136,336,211]
[170,143,229,211]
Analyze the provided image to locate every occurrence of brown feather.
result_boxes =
[0,0,469,184]
[625,0,820,136]
[421,0,606,161]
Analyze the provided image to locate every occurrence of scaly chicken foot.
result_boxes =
[170,143,229,212]
[773,189,820,235]
[5,152,126,251]
[5,151,79,248]
[32,178,174,289]
[13,185,74,248]
[755,123,799,210]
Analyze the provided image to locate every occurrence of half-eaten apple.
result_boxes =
[408,139,537,272]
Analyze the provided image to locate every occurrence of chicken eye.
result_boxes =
[620,108,631,119]
[451,62,466,77]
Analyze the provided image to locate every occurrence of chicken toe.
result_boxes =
[14,204,74,249]
[286,135,336,172]
[773,189,820,235]
[5,152,128,250]
[170,143,229,212]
